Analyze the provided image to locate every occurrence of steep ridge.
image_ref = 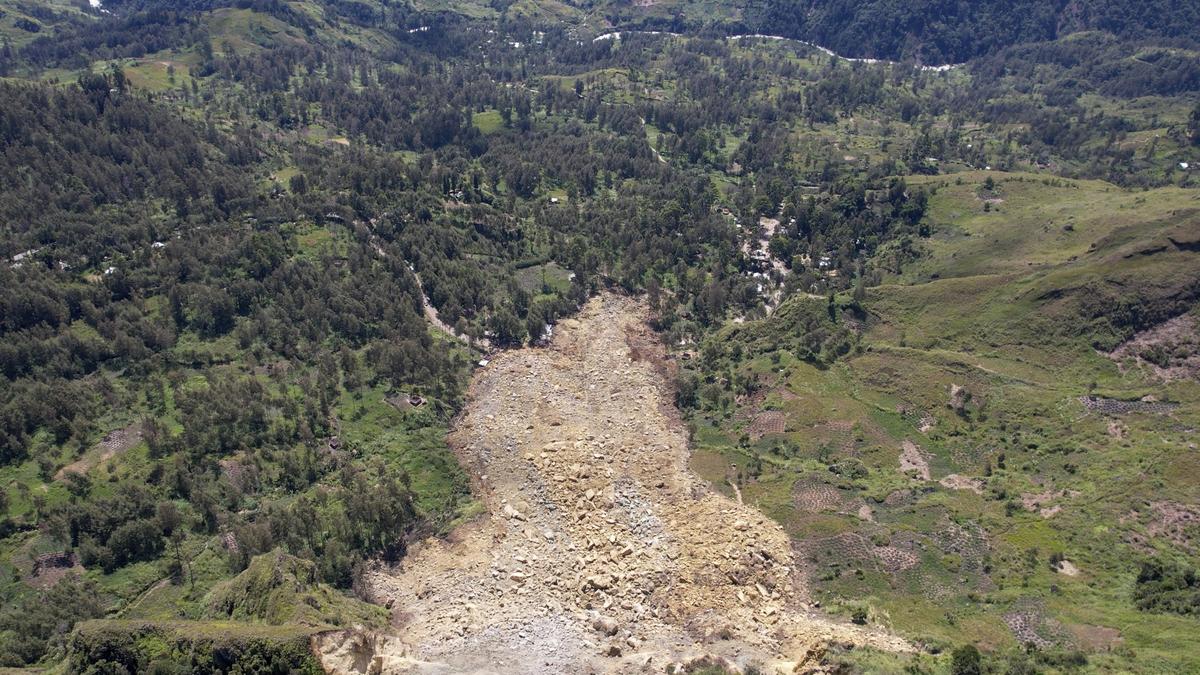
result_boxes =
[316,294,909,674]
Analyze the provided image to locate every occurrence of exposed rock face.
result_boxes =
[315,294,910,674]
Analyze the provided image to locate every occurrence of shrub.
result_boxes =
[850,606,868,624]
[950,644,982,675]
[1134,560,1200,616]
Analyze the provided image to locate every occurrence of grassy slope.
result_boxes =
[687,174,1200,672]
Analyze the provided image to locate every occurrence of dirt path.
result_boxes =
[316,294,909,673]
[370,238,488,351]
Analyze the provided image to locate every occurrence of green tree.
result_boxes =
[1189,102,1200,146]
[0,577,103,666]
[950,644,982,675]
[489,308,526,347]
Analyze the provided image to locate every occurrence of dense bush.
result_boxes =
[0,578,103,666]
[1134,560,1200,616]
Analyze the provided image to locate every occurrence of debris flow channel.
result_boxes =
[317,294,909,674]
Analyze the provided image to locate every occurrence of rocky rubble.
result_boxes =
[315,294,910,674]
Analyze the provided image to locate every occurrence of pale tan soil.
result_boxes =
[316,294,909,674]
[899,440,931,481]
[1055,560,1080,577]
[938,474,983,494]
[1021,489,1080,519]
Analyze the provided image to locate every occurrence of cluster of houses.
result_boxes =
[10,240,168,275]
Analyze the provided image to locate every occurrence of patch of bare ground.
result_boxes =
[938,474,983,494]
[55,423,143,481]
[1021,489,1079,519]
[1079,395,1178,416]
[1108,314,1200,381]
[870,545,919,572]
[315,294,909,674]
[1003,599,1072,650]
[1146,501,1200,551]
[1067,623,1122,652]
[1054,560,1080,577]
[899,440,931,481]
[24,551,84,589]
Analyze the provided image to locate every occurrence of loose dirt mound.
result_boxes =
[316,295,909,674]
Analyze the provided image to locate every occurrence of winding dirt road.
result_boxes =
[316,294,909,673]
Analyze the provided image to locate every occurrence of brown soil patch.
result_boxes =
[56,423,143,481]
[1021,488,1079,518]
[24,551,84,589]
[1079,395,1178,416]
[1067,623,1122,651]
[775,388,799,401]
[1003,599,1071,650]
[899,440,931,481]
[871,546,920,572]
[1147,501,1200,551]
[1108,314,1200,381]
[939,474,983,494]
[316,295,909,674]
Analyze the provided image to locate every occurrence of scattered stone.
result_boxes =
[315,294,912,675]
[592,615,619,636]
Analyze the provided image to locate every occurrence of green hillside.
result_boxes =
[682,173,1200,672]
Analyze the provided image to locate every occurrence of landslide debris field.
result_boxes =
[317,294,909,673]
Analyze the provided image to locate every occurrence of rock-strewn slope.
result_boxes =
[316,294,910,674]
